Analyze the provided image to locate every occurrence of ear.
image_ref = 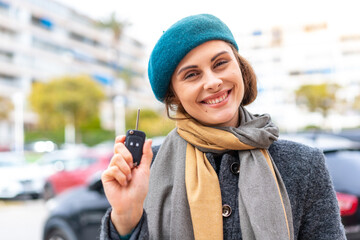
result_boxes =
[168,83,180,103]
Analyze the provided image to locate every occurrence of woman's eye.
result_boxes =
[214,60,228,68]
[184,72,198,80]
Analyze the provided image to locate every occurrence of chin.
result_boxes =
[212,111,238,126]
[204,117,234,127]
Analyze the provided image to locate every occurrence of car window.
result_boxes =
[62,156,98,171]
[0,152,25,167]
[0,161,19,167]
[38,155,71,166]
[82,157,98,165]
[325,150,360,196]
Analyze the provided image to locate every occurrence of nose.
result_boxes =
[203,72,223,91]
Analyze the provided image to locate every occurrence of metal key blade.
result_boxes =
[135,109,140,130]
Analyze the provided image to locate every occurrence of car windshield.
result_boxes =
[0,161,20,167]
[280,133,360,151]
[325,150,360,196]
[62,156,98,171]
[0,152,24,167]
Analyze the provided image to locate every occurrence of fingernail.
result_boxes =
[127,174,132,181]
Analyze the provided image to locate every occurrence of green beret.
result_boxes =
[148,14,239,102]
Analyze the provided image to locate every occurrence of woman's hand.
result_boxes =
[101,135,153,235]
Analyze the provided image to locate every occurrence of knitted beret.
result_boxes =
[148,14,239,102]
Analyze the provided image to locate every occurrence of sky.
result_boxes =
[56,0,359,56]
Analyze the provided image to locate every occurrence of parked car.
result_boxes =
[326,150,360,239]
[0,151,43,199]
[0,146,95,200]
[43,149,112,200]
[24,148,89,199]
[43,174,110,240]
[42,146,162,240]
[281,132,360,239]
[280,132,360,151]
[0,151,24,167]
[333,129,360,143]
[43,136,360,240]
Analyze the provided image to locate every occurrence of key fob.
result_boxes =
[125,129,146,167]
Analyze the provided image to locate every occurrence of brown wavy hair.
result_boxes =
[164,43,258,119]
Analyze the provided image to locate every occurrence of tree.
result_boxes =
[295,83,340,118]
[0,96,13,120]
[97,12,128,43]
[28,75,105,143]
[125,109,175,138]
[97,12,132,88]
[353,94,360,112]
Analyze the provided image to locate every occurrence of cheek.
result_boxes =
[236,71,244,87]
[173,83,196,106]
[233,72,245,101]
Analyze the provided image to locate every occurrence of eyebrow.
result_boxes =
[177,65,197,76]
[211,51,228,62]
[177,51,229,76]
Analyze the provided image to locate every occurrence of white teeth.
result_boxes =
[205,91,228,105]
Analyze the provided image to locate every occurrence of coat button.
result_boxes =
[222,204,232,217]
[230,162,240,174]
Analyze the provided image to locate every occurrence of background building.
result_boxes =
[239,19,360,132]
[0,0,154,149]
[1,0,359,149]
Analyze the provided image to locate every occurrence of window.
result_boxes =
[69,32,97,46]
[32,36,69,54]
[340,35,360,42]
[289,68,333,76]
[0,73,16,81]
[0,49,13,62]
[303,23,327,32]
[342,50,360,56]
[252,30,262,36]
[0,26,16,42]
[31,15,54,30]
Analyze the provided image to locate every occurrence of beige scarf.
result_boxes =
[176,108,293,240]
[144,107,293,240]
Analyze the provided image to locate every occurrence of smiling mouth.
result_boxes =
[202,90,231,105]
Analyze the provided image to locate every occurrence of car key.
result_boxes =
[125,109,146,167]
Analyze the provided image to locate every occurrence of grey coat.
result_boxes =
[100,139,346,240]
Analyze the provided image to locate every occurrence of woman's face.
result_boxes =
[171,40,244,127]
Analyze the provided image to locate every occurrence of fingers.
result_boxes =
[140,139,153,169]
[114,138,134,168]
[109,151,132,176]
[102,165,129,186]
[115,135,126,144]
[109,136,134,184]
[110,136,152,174]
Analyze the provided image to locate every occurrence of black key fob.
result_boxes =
[125,129,146,167]
[124,109,146,167]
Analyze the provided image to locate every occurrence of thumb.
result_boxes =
[140,139,153,169]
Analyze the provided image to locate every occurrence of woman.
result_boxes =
[100,14,345,240]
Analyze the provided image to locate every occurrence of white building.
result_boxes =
[238,20,360,132]
[0,0,154,149]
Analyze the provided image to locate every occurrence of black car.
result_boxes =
[43,174,110,240]
[326,149,360,239]
[43,135,360,240]
[281,132,360,239]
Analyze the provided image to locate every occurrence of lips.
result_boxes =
[202,90,231,105]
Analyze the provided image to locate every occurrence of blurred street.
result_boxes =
[0,0,360,239]
[0,199,48,240]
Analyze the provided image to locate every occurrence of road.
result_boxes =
[0,199,48,240]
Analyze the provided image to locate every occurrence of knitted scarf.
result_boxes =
[144,107,294,240]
